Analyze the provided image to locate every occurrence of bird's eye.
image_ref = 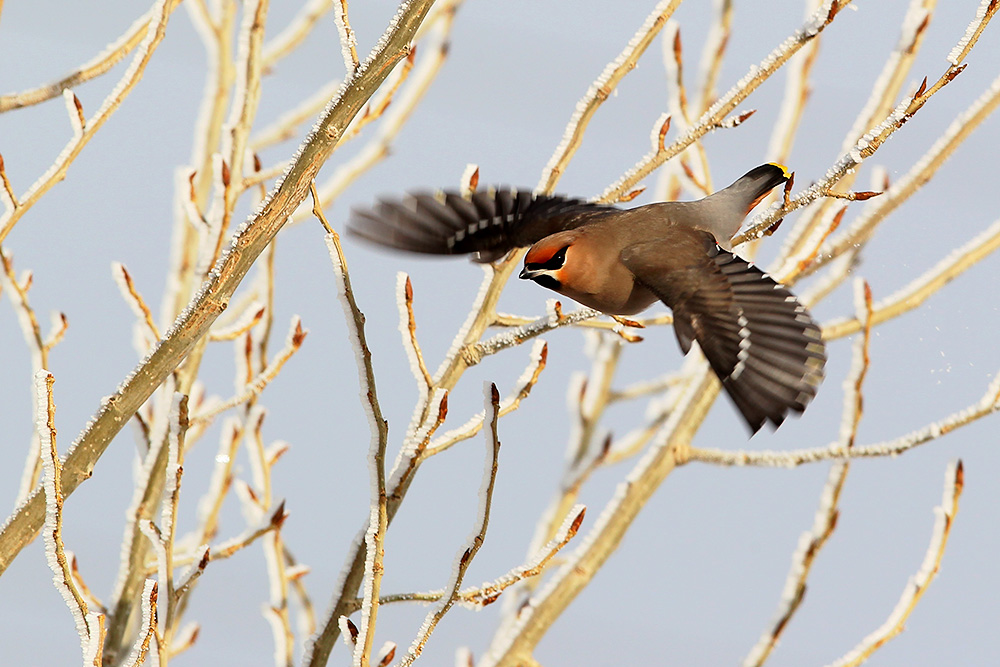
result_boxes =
[524,245,570,273]
[551,245,569,268]
[527,245,569,271]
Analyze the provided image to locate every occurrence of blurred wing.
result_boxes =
[348,187,616,262]
[620,232,826,434]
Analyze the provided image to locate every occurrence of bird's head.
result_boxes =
[519,234,577,291]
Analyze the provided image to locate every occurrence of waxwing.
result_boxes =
[348,164,826,435]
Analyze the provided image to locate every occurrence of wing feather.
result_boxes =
[620,231,826,434]
[348,187,616,262]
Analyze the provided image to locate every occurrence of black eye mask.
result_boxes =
[525,245,569,272]
[530,274,562,291]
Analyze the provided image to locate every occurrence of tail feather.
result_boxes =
[698,250,826,434]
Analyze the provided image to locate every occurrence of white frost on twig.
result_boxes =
[122,579,159,667]
[262,605,291,667]
[825,461,962,667]
[536,0,680,194]
[841,0,929,155]
[396,272,429,420]
[947,0,993,64]
[37,370,91,648]
[332,0,360,75]
[108,376,175,609]
[62,89,85,139]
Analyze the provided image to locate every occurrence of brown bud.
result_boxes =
[657,115,672,152]
[619,187,645,203]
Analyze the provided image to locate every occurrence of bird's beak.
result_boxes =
[518,267,538,280]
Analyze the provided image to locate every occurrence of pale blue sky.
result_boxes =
[1,1,999,665]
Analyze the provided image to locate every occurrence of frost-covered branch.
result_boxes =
[484,361,719,666]
[803,73,1000,281]
[0,0,440,580]
[2,250,67,505]
[397,273,434,395]
[735,0,997,247]
[121,580,159,667]
[322,221,391,667]
[397,383,502,667]
[825,461,964,667]
[0,0,179,245]
[302,2,460,222]
[261,0,331,68]
[463,304,602,366]
[600,0,853,204]
[743,280,872,667]
[191,317,307,424]
[0,6,160,113]
[113,262,161,346]
[36,371,100,661]
[687,369,1000,468]
[344,505,586,614]
[102,383,178,663]
[773,0,933,267]
[425,340,547,457]
[536,0,681,194]
[822,217,1000,341]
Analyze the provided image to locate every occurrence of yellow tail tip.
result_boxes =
[767,162,792,179]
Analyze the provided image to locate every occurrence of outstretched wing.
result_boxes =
[348,187,617,262]
[620,232,826,434]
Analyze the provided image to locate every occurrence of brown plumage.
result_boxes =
[348,164,825,435]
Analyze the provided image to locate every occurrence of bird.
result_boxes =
[348,163,826,435]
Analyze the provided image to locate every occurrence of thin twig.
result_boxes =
[397,384,502,667]
[112,262,161,343]
[262,0,330,68]
[191,317,307,424]
[121,580,159,667]
[688,369,1000,468]
[425,340,547,457]
[343,505,586,614]
[333,0,360,75]
[398,273,433,394]
[737,1,997,247]
[36,371,95,656]
[826,460,964,667]
[743,279,873,667]
[600,0,853,204]
[0,0,439,580]
[319,199,390,667]
[536,0,680,194]
[0,0,180,245]
[0,7,157,113]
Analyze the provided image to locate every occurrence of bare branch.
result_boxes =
[537,0,680,194]
[0,7,158,113]
[191,317,307,424]
[687,370,1000,468]
[398,384,502,666]
[743,279,872,667]
[0,0,180,245]
[0,0,440,579]
[826,461,964,667]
